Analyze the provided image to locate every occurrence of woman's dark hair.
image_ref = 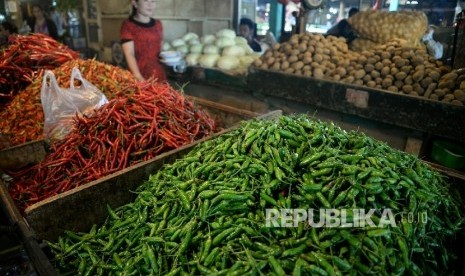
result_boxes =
[348,7,359,18]
[1,21,18,34]
[130,0,137,18]
[240,17,258,38]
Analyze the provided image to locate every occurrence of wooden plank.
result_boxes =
[0,140,46,171]
[0,181,57,276]
[205,0,232,18]
[160,19,188,42]
[203,20,231,36]
[174,0,204,17]
[153,0,175,17]
[247,68,465,143]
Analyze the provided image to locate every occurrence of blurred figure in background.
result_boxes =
[50,6,66,39]
[326,7,359,43]
[0,21,18,48]
[422,25,443,59]
[27,4,58,40]
[238,18,262,52]
[120,0,166,81]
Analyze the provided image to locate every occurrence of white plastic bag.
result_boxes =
[41,67,108,141]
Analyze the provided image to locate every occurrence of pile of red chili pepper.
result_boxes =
[0,59,136,149]
[8,80,216,212]
[0,33,78,103]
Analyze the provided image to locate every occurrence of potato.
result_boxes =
[438,79,455,90]
[430,94,439,100]
[333,74,341,81]
[409,91,419,97]
[420,77,433,89]
[354,69,366,79]
[429,70,441,81]
[451,100,464,106]
[444,94,455,101]
[402,85,413,94]
[294,70,303,76]
[370,70,381,79]
[461,81,465,90]
[281,61,290,70]
[434,89,446,98]
[453,90,465,101]
[253,59,263,67]
[313,68,324,79]
[395,59,407,68]
[266,57,276,66]
[303,70,312,78]
[303,56,312,65]
[413,83,424,95]
[400,66,412,74]
[375,77,383,84]
[381,67,391,76]
[394,80,404,89]
[424,83,437,98]
[367,81,376,88]
[382,78,393,89]
[303,65,311,71]
[363,63,374,73]
[390,67,400,75]
[415,65,425,72]
[288,55,298,63]
[344,76,355,83]
[284,67,295,74]
[271,62,281,71]
[387,86,399,92]
[354,80,364,86]
[411,56,424,66]
[292,61,304,70]
[395,72,407,81]
[272,43,281,51]
[260,63,269,70]
[381,51,391,59]
[382,59,392,66]
[373,62,383,71]
[412,70,425,82]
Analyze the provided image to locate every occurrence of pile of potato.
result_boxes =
[348,10,428,51]
[253,33,465,106]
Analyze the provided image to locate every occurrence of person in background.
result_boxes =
[120,0,166,82]
[326,7,359,43]
[50,6,66,39]
[238,17,262,52]
[27,4,58,40]
[422,25,443,59]
[291,10,301,34]
[0,21,18,48]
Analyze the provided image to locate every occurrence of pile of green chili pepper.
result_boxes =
[49,115,464,275]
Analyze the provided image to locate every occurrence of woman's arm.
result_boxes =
[122,41,145,81]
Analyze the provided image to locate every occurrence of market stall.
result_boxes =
[1,4,465,276]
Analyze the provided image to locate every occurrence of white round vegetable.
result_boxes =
[188,39,201,46]
[216,29,236,40]
[190,44,203,54]
[203,44,220,55]
[239,55,255,66]
[222,45,246,57]
[199,54,220,68]
[162,42,172,51]
[171,38,185,48]
[182,32,199,42]
[215,37,235,49]
[185,53,201,66]
[201,34,216,45]
[217,56,240,70]
[235,36,248,45]
[176,45,189,56]
[238,44,254,55]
